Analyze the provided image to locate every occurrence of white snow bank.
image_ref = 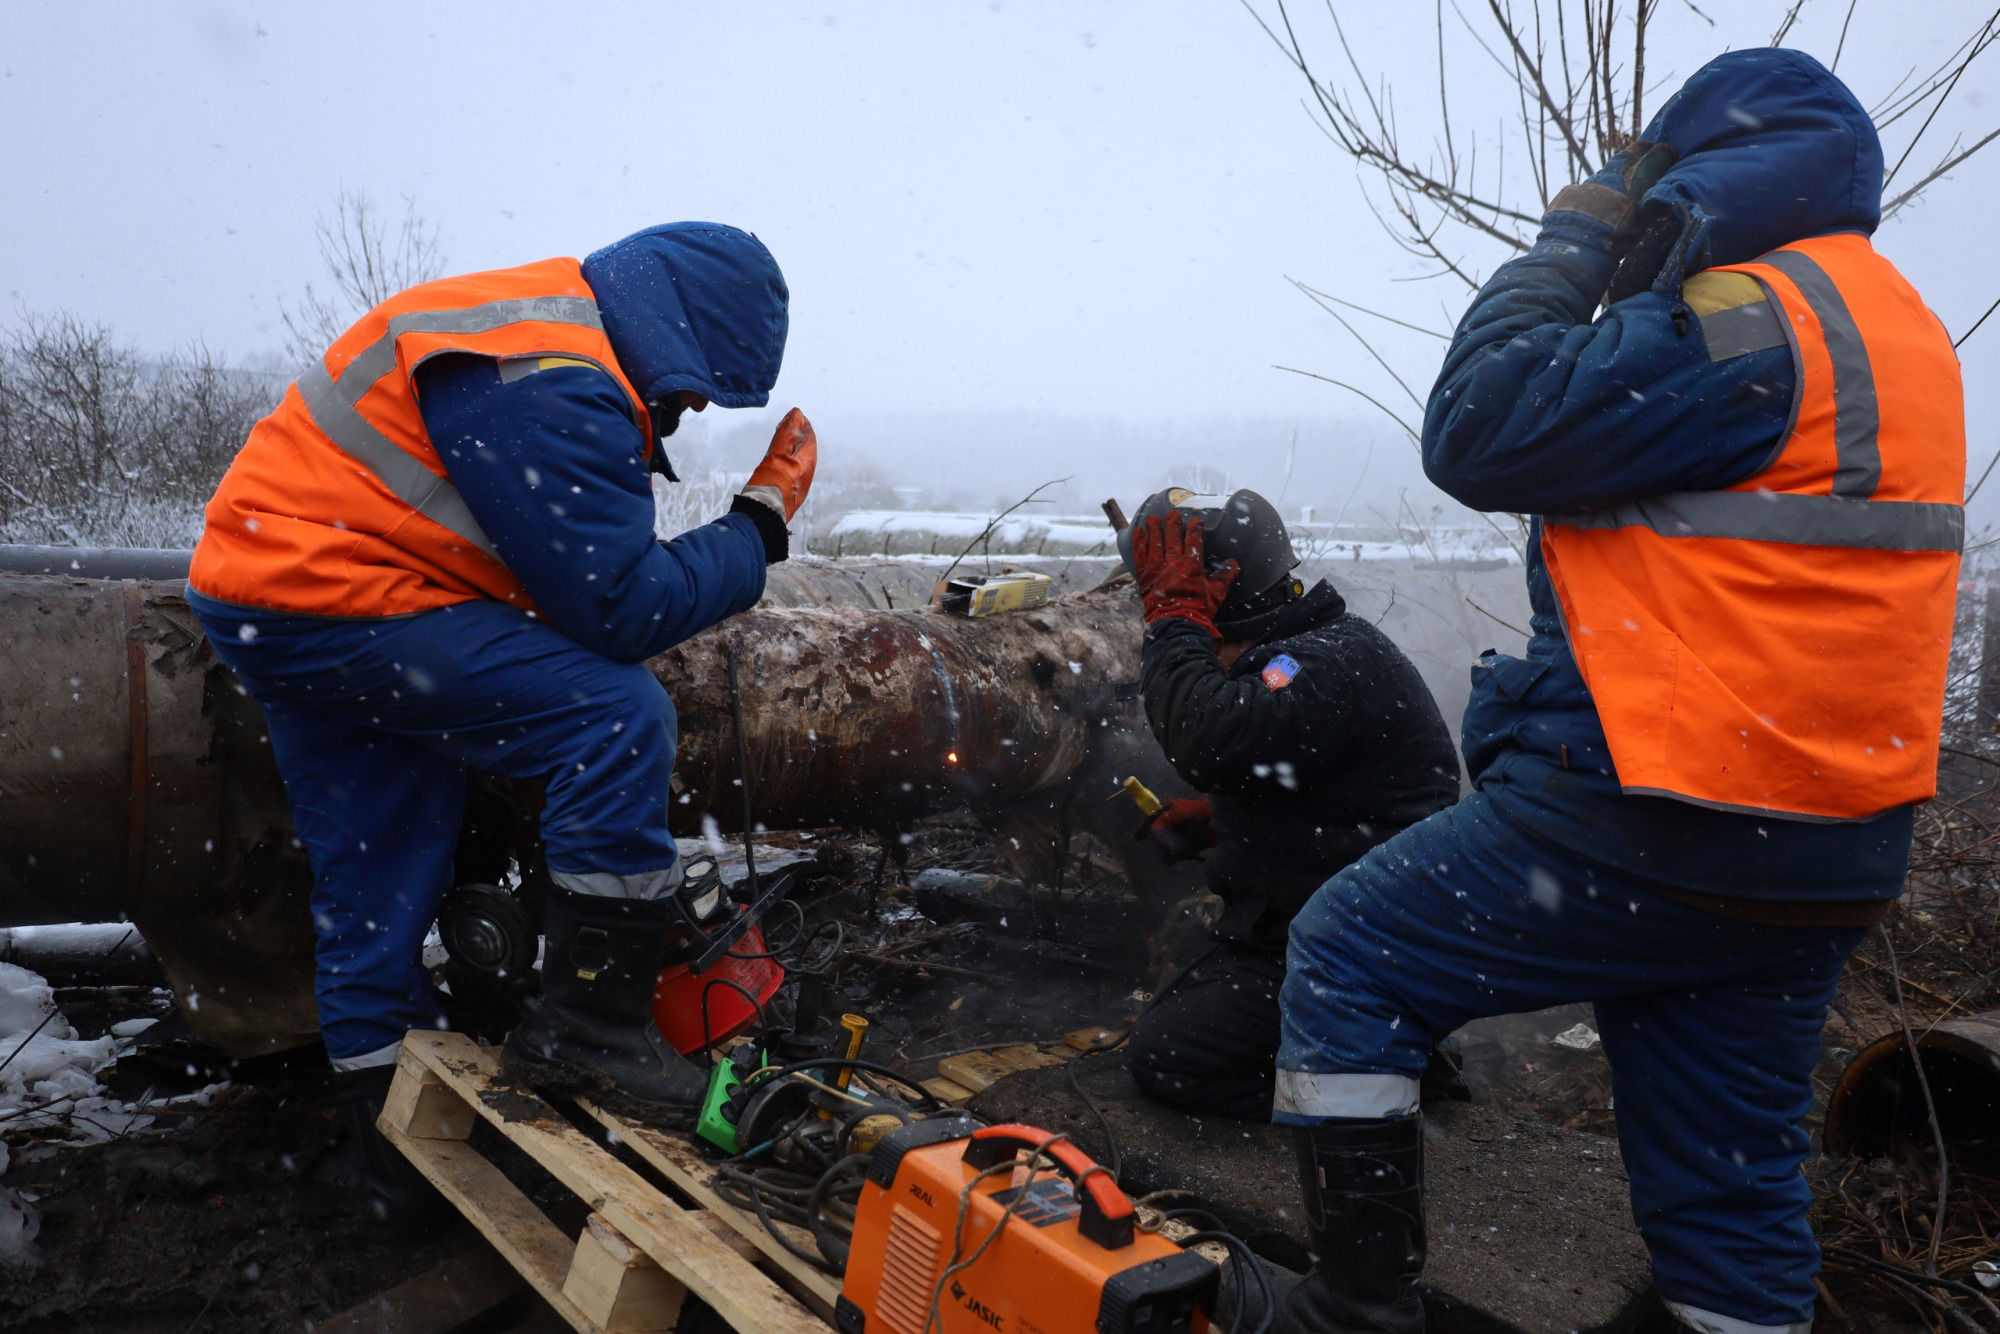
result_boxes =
[0,962,212,1149]
[0,962,115,1113]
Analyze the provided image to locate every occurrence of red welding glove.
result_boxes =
[1134,797,1215,863]
[740,407,817,522]
[1130,511,1238,636]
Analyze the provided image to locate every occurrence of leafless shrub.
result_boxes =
[0,312,279,547]
[280,190,446,367]
[1243,1,2000,433]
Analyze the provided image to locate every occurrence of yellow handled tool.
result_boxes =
[1121,776,1163,817]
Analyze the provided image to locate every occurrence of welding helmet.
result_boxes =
[1118,487,1304,640]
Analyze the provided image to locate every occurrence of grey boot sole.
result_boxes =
[500,1038,704,1130]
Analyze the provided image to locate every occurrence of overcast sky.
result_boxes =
[6,2,1999,521]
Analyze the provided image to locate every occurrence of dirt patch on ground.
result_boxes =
[0,1070,474,1333]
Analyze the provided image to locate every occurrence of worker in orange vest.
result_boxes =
[1270,51,1962,1333]
[187,224,812,1218]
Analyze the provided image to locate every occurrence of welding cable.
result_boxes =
[1178,1229,1276,1334]
[699,976,774,1056]
[745,1057,951,1107]
[782,1072,879,1108]
[716,1164,831,1270]
[1065,1028,1132,1184]
[714,1147,868,1274]
[725,898,807,959]
[728,913,844,974]
[805,1153,872,1271]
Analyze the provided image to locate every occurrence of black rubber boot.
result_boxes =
[1279,1117,1427,1334]
[331,1064,448,1239]
[502,887,710,1126]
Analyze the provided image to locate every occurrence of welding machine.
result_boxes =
[835,1120,1216,1334]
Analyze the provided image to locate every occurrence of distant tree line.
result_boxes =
[0,312,281,547]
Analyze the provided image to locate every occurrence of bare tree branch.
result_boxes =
[1883,125,2000,220]
[1287,278,1433,409]
[1292,282,1453,339]
[280,190,447,367]
[1273,365,1421,442]
[1769,0,1809,46]
[1885,9,2000,185]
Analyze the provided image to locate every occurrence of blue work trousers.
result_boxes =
[193,596,681,1067]
[1278,793,1867,1331]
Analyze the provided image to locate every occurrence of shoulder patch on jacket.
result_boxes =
[497,355,602,384]
[1683,272,1788,364]
[1261,654,1301,691]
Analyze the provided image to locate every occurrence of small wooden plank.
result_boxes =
[381,1046,478,1141]
[383,1125,600,1334]
[576,1099,843,1321]
[399,1032,825,1334]
[317,1241,529,1334]
[563,1214,686,1333]
[989,1043,1067,1071]
[934,1052,1009,1093]
[919,1077,977,1105]
[1063,1026,1122,1053]
[935,1044,1061,1093]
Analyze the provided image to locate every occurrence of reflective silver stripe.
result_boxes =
[1699,298,1787,362]
[297,360,503,559]
[1757,249,1882,499]
[1664,1302,1811,1334]
[1548,490,1963,553]
[1272,1070,1421,1120]
[550,864,683,901]
[297,295,607,559]
[328,1038,403,1072]
[331,296,604,393]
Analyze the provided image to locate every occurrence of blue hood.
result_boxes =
[582,222,789,410]
[1639,48,1883,270]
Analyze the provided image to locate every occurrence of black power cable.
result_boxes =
[1064,1029,1131,1184]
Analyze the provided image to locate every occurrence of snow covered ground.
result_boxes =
[815,508,1520,565]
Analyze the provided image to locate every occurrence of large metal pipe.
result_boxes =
[0,559,1172,1052]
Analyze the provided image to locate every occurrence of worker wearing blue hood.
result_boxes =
[189,222,816,1216]
[1273,51,1964,1333]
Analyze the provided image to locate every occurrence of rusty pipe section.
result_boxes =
[0,557,1135,927]
[660,591,1141,836]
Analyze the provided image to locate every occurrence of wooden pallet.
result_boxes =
[380,1031,835,1334]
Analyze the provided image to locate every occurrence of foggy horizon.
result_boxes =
[9,1,2000,528]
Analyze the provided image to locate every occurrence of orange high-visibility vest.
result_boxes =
[1542,232,1964,822]
[190,258,653,618]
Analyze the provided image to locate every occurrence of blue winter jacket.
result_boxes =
[194,224,788,667]
[1425,49,1915,900]
[414,223,789,663]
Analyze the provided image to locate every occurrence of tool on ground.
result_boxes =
[836,1120,1217,1334]
[936,571,1053,618]
[834,1014,869,1093]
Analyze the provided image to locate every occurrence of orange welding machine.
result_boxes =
[835,1120,1216,1334]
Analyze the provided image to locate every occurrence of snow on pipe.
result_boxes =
[0,924,159,987]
